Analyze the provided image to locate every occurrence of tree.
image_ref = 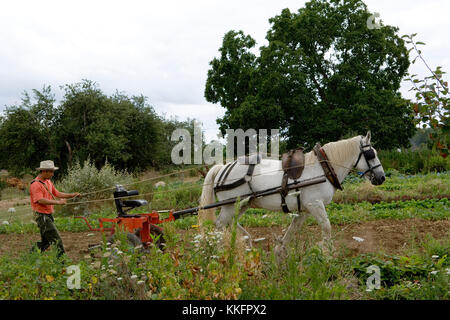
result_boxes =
[403,34,449,158]
[57,80,169,171]
[0,80,183,175]
[205,0,416,150]
[0,86,58,176]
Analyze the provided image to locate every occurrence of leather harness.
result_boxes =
[214,155,260,193]
[212,139,380,214]
[313,143,343,191]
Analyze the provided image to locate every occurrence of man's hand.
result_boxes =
[58,199,67,205]
[71,192,81,198]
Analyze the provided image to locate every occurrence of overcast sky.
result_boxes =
[1,0,448,142]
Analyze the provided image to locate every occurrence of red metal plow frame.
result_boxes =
[75,211,175,245]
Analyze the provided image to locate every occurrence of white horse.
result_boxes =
[198,132,385,259]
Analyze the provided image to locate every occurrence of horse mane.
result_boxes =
[304,135,361,166]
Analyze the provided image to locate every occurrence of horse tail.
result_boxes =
[198,164,223,224]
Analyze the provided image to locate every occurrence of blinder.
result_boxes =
[354,142,381,177]
[363,148,376,161]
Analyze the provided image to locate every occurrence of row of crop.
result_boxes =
[0,198,448,234]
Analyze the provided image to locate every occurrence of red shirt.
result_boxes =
[29,176,62,214]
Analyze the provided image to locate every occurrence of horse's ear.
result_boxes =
[365,131,371,143]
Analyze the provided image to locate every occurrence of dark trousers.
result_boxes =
[33,212,65,257]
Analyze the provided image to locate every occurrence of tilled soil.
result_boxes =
[0,218,448,261]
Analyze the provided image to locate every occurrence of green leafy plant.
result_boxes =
[403,33,449,158]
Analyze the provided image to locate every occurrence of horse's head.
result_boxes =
[354,131,385,185]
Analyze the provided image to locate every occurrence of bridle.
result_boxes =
[353,139,382,177]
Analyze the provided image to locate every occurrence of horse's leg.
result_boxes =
[304,199,333,253]
[274,212,309,262]
[237,204,253,249]
[215,204,253,248]
[215,204,235,230]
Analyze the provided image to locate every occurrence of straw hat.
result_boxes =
[36,160,59,171]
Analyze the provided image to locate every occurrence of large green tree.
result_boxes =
[0,80,183,175]
[0,86,59,175]
[56,80,168,171]
[205,0,416,149]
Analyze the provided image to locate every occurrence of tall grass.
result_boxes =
[378,147,449,174]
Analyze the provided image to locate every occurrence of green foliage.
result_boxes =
[55,159,133,216]
[0,86,58,176]
[377,147,448,174]
[403,34,449,158]
[0,80,203,175]
[424,155,450,172]
[205,0,415,150]
[352,236,449,299]
[240,243,348,299]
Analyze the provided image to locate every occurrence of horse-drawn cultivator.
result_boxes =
[75,132,384,253]
[76,176,326,250]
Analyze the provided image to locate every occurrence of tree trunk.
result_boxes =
[65,140,72,168]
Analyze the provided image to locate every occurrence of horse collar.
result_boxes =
[313,143,343,191]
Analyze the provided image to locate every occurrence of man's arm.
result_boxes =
[37,198,67,205]
[56,192,81,199]
[52,184,81,199]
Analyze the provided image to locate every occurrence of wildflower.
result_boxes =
[430,270,439,275]
[2,221,9,225]
[117,277,122,281]
[105,247,111,251]
[131,274,138,280]
[137,280,145,285]
[7,208,15,213]
[109,269,118,275]
[431,255,439,259]
[352,236,365,242]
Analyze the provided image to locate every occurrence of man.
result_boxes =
[30,160,81,257]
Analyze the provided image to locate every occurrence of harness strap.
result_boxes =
[31,179,57,200]
[214,161,256,193]
[280,176,302,213]
[313,143,343,191]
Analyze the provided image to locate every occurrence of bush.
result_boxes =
[378,147,448,174]
[424,155,450,173]
[55,159,133,216]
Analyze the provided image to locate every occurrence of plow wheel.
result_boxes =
[107,232,143,254]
